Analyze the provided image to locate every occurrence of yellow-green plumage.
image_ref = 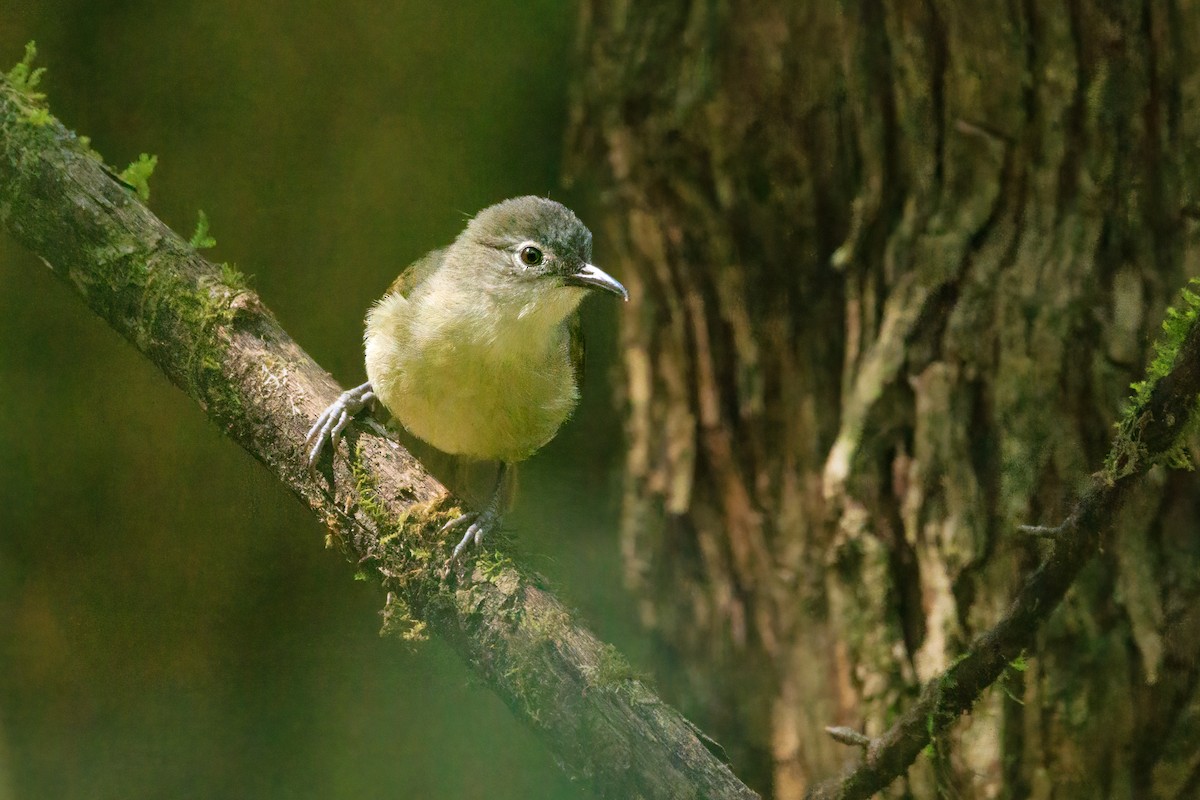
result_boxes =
[306,196,625,559]
[365,248,585,462]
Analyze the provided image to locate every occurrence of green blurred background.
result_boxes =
[0,2,643,798]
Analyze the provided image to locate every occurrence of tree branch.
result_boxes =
[0,77,759,800]
[807,312,1200,795]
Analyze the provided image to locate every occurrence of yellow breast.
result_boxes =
[364,290,579,462]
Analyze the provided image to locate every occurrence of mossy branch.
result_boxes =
[807,284,1200,799]
[0,73,758,800]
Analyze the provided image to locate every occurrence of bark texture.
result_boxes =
[0,78,759,800]
[570,2,1200,797]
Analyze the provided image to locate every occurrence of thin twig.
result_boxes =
[806,295,1200,799]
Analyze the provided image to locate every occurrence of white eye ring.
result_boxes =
[514,241,545,269]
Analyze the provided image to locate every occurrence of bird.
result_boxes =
[305,196,627,559]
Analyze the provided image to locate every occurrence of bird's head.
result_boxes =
[451,196,627,323]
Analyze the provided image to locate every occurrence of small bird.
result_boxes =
[306,196,627,558]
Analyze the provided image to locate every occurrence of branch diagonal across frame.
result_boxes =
[0,77,759,800]
[8,68,1200,800]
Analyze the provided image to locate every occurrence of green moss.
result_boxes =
[380,591,427,642]
[346,443,462,642]
[1108,278,1200,478]
[68,220,245,423]
[180,276,244,418]
[24,107,51,126]
[475,550,516,582]
[118,153,157,202]
[349,450,400,534]
[923,713,936,758]
[1132,280,1200,405]
[222,262,251,291]
[587,642,641,689]
[189,209,217,250]
[6,42,46,102]
[5,42,54,127]
[348,449,450,550]
[502,662,547,725]
[525,602,570,642]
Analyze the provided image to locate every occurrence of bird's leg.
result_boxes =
[442,462,510,561]
[305,381,376,470]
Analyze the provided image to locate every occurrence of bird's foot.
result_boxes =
[440,462,510,563]
[305,381,375,471]
[441,507,502,561]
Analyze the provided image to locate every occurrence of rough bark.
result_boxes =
[0,78,759,800]
[571,2,1200,797]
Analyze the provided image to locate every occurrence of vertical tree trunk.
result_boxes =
[570,2,1200,797]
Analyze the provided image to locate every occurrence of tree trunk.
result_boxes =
[570,2,1200,797]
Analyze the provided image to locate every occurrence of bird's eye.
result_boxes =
[518,245,544,267]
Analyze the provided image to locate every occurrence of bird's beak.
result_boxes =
[566,263,629,301]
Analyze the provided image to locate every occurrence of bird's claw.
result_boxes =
[442,509,501,561]
[305,382,375,471]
